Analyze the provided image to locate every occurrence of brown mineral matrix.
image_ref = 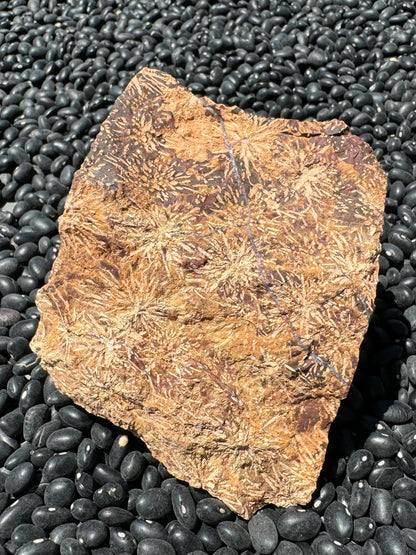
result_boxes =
[31,67,387,518]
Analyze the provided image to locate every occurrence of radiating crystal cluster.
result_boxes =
[31,67,386,518]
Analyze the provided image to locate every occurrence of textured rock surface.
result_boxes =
[31,67,386,518]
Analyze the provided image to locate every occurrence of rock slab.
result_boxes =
[31,67,387,518]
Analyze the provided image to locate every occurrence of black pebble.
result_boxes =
[120,450,145,482]
[109,527,137,553]
[196,498,231,525]
[0,258,19,276]
[19,380,43,414]
[197,522,222,552]
[136,488,172,520]
[141,464,162,489]
[75,471,94,499]
[9,319,38,340]
[323,501,353,545]
[374,525,407,553]
[77,438,98,471]
[168,521,205,554]
[29,215,56,236]
[76,519,108,549]
[350,479,371,519]
[23,404,49,442]
[108,434,130,469]
[392,476,416,502]
[368,458,403,488]
[0,307,20,327]
[58,405,91,431]
[0,276,19,296]
[364,431,400,458]
[376,400,413,424]
[90,423,113,450]
[248,511,279,553]
[0,408,24,437]
[70,498,98,522]
[42,452,77,482]
[392,498,416,528]
[93,464,127,489]
[370,488,393,525]
[4,461,34,495]
[93,482,126,508]
[97,506,134,526]
[46,427,83,451]
[346,449,374,479]
[130,518,168,542]
[402,528,416,551]
[171,484,197,530]
[353,517,376,543]
[44,477,76,507]
[31,505,72,531]
[31,447,54,468]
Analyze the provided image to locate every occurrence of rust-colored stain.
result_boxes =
[31,68,387,518]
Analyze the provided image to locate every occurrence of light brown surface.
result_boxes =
[31,67,387,518]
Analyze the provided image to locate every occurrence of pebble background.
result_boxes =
[0,0,416,554]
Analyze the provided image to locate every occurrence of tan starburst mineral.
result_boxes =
[31,67,387,518]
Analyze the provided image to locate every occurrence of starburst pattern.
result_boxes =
[31,68,387,518]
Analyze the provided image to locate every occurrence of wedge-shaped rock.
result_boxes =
[31,67,386,518]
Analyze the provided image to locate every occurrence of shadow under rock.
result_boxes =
[314,284,409,497]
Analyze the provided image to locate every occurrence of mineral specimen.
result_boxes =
[31,67,386,518]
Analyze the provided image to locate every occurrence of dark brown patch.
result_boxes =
[295,400,321,433]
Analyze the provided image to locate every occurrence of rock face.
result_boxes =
[31,67,387,518]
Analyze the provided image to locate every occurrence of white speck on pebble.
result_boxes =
[219,508,225,513]
[313,500,322,508]
[86,445,91,452]
[33,539,45,544]
[378,460,385,466]
[298,509,306,512]
[346,508,351,516]
[398,451,403,458]
[334,541,342,546]
[118,532,126,538]
[119,435,128,446]
[48,507,56,512]
[362,456,367,462]
[21,391,27,398]
[76,472,81,479]
[358,482,364,488]
[181,504,186,514]
[369,523,374,529]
